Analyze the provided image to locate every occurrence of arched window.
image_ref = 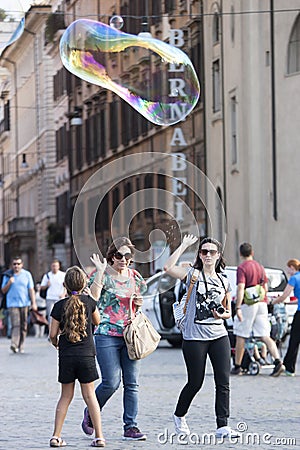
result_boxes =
[212,11,220,43]
[287,14,300,74]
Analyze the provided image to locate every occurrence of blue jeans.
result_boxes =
[94,334,141,430]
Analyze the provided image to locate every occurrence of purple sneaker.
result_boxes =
[81,407,94,435]
[123,427,147,441]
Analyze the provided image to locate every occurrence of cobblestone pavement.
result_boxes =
[0,335,299,450]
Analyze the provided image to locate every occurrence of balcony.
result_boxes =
[8,217,35,235]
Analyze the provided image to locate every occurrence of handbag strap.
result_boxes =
[128,294,136,320]
[183,268,200,314]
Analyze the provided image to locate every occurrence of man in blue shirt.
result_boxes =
[1,256,37,353]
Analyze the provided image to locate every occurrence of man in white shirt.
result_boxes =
[40,259,66,320]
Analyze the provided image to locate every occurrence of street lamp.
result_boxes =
[67,106,83,126]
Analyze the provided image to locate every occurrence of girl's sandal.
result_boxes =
[50,436,67,447]
[91,438,106,447]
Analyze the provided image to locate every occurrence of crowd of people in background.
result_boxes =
[0,235,299,446]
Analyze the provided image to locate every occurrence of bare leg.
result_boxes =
[260,343,267,359]
[260,336,280,360]
[52,383,75,438]
[234,336,245,365]
[81,382,104,440]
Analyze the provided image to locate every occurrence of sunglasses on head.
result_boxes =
[200,249,218,256]
[114,251,132,261]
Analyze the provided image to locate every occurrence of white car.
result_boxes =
[225,266,298,328]
[142,266,298,347]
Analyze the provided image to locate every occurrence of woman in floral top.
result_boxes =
[81,237,147,441]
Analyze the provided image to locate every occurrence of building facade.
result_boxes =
[203,0,300,268]
[0,0,300,280]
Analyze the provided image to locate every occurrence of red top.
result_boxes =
[237,260,268,302]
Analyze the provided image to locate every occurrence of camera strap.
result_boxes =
[200,270,227,306]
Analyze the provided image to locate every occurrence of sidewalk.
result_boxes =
[0,335,299,450]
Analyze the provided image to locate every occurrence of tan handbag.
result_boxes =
[123,294,161,360]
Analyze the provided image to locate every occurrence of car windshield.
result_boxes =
[224,266,287,297]
[145,273,177,295]
[265,269,287,292]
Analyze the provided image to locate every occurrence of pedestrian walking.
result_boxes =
[231,242,285,376]
[164,234,239,439]
[40,260,66,321]
[271,258,300,376]
[49,254,106,448]
[1,256,37,353]
[82,237,147,441]
[33,283,47,338]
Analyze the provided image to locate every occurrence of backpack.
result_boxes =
[40,272,50,299]
[0,269,14,310]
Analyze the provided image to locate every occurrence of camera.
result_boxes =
[207,301,225,315]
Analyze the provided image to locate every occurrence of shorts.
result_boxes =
[233,302,270,338]
[58,355,99,384]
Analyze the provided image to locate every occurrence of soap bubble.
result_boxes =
[0,0,25,55]
[60,19,200,126]
[109,15,124,30]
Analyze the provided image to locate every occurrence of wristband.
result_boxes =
[236,307,241,310]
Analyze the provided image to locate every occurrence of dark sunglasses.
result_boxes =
[200,249,218,256]
[114,251,132,261]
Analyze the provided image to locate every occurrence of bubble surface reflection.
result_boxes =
[60,19,200,126]
[0,1,25,54]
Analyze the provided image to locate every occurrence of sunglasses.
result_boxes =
[114,251,132,261]
[13,262,22,265]
[200,249,218,256]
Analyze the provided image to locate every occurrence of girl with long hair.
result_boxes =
[49,254,106,448]
[164,234,239,439]
[82,237,147,441]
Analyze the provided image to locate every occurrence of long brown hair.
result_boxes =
[62,266,87,343]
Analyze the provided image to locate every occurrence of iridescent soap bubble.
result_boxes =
[109,15,124,30]
[0,0,25,55]
[60,19,200,126]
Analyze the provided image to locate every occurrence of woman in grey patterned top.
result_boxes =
[164,235,239,440]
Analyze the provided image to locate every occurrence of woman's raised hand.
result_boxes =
[90,253,107,274]
[182,234,198,248]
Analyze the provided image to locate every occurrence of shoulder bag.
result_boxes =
[172,268,200,330]
[123,294,161,360]
[30,309,49,326]
[243,265,266,305]
[40,272,50,299]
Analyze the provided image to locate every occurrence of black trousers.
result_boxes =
[175,335,231,429]
[283,310,300,373]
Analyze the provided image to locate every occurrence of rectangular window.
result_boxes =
[212,60,221,113]
[110,100,119,150]
[165,0,175,14]
[121,101,130,147]
[100,107,106,158]
[230,95,237,165]
[85,117,91,165]
[75,125,82,170]
[56,192,69,228]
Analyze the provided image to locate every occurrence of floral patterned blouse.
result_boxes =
[90,268,147,337]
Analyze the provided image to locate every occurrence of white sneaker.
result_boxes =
[173,414,190,435]
[216,426,240,438]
